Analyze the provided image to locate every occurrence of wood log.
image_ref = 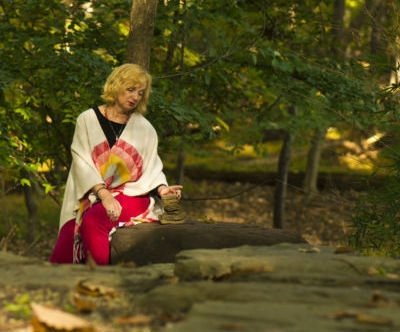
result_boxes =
[109,220,307,266]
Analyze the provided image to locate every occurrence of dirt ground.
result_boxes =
[181,179,358,247]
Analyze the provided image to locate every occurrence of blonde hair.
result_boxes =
[101,64,152,114]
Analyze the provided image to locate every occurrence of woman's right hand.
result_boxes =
[94,185,122,222]
[101,194,122,222]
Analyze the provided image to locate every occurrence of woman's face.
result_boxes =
[115,84,146,112]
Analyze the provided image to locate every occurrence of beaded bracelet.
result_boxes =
[93,185,107,199]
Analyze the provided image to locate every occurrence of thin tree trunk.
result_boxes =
[273,106,297,229]
[332,0,345,57]
[22,172,37,242]
[126,0,158,70]
[303,129,327,197]
[173,0,187,185]
[390,54,400,85]
[163,4,179,73]
[303,0,345,198]
[176,144,185,185]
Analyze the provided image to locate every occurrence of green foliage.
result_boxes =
[0,0,398,221]
[5,293,31,319]
[350,179,400,256]
[0,0,128,187]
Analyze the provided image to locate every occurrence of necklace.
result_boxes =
[104,107,125,141]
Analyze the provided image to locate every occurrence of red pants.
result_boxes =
[49,194,150,265]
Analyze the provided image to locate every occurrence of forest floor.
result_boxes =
[0,178,360,261]
[181,179,358,247]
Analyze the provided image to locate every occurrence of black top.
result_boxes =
[93,106,126,148]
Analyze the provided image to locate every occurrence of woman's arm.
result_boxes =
[92,184,122,222]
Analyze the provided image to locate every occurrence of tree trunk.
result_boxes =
[369,2,389,77]
[303,129,327,197]
[22,172,37,242]
[163,4,179,73]
[126,0,158,70]
[390,53,400,85]
[302,0,345,198]
[176,144,185,185]
[332,0,345,57]
[273,106,297,229]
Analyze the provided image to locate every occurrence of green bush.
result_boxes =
[349,145,400,256]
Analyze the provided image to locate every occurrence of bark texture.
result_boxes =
[22,172,37,242]
[273,106,296,229]
[126,0,158,70]
[303,129,327,196]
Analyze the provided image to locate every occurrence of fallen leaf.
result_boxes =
[30,303,96,331]
[115,314,152,326]
[334,246,354,254]
[327,310,359,320]
[298,247,320,253]
[386,273,400,280]
[76,280,118,298]
[356,313,392,326]
[367,267,379,276]
[167,276,179,284]
[366,292,389,308]
[73,294,96,313]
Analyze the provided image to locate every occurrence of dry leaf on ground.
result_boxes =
[73,294,96,313]
[326,310,359,320]
[76,281,118,298]
[367,267,379,276]
[115,314,152,326]
[366,292,395,308]
[30,303,96,332]
[298,247,320,253]
[356,313,392,326]
[386,273,400,280]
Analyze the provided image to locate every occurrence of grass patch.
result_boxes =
[161,139,374,176]
[0,193,59,241]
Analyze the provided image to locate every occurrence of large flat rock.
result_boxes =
[134,244,400,331]
[2,244,400,331]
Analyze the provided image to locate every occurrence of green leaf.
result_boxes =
[20,178,31,187]
[42,183,55,194]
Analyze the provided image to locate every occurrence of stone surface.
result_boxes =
[2,244,400,331]
[135,244,400,331]
[109,220,306,265]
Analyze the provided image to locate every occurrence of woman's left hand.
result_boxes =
[158,185,183,200]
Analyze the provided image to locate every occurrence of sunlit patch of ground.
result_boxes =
[182,179,359,247]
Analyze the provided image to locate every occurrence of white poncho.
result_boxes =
[59,108,167,231]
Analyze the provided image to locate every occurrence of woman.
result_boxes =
[50,64,182,265]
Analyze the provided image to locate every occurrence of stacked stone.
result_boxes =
[160,194,185,224]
